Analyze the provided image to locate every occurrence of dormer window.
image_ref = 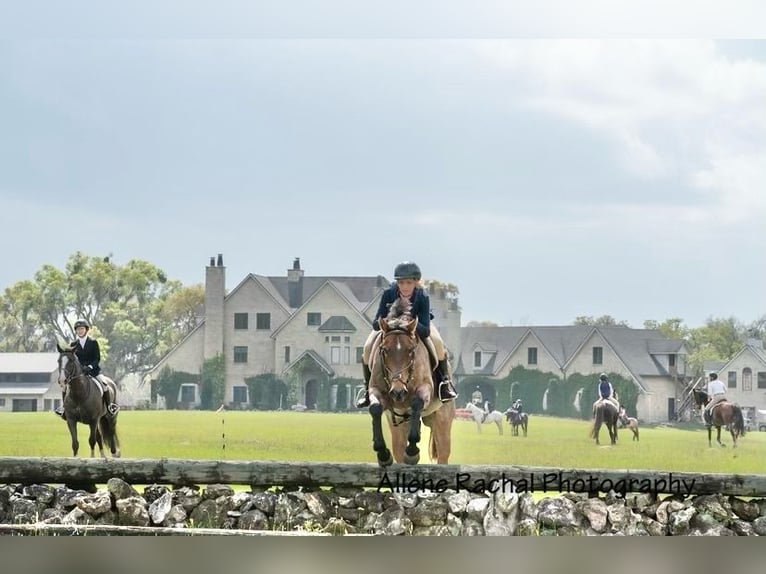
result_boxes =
[474,351,482,367]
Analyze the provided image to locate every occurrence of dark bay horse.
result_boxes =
[57,343,121,458]
[692,389,745,448]
[591,400,618,445]
[367,298,454,466]
[504,408,528,437]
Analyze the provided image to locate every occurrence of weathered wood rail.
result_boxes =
[1,457,764,497]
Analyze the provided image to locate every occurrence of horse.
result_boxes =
[367,298,454,466]
[464,402,504,435]
[590,400,619,445]
[621,416,640,441]
[56,343,121,458]
[504,408,528,437]
[692,389,745,448]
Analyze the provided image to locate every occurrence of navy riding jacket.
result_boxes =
[598,380,613,399]
[372,283,431,340]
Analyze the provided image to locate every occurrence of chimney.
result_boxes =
[204,254,226,359]
[287,257,304,308]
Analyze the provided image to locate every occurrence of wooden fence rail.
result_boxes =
[1,457,764,497]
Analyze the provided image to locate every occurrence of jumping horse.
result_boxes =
[504,408,529,437]
[692,389,745,448]
[56,342,121,458]
[464,402,504,435]
[367,298,455,465]
[591,400,619,445]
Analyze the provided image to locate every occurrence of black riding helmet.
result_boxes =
[74,320,90,331]
[599,373,608,381]
[394,261,421,280]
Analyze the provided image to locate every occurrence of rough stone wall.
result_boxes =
[1,479,764,535]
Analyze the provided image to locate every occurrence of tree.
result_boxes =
[643,317,689,340]
[573,315,630,327]
[0,252,203,381]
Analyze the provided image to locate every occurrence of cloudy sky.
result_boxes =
[1,3,764,328]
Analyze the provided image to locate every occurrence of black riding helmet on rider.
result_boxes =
[393,261,422,281]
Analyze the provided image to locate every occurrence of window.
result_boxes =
[233,386,248,404]
[256,313,271,330]
[284,346,291,364]
[728,371,737,388]
[474,351,482,368]
[307,312,321,326]
[344,347,351,364]
[356,347,364,364]
[742,368,752,391]
[233,346,248,363]
[331,346,341,364]
[668,354,676,368]
[527,347,538,365]
[592,347,603,365]
[234,313,248,330]
[331,335,341,342]
[0,398,5,407]
[758,372,766,390]
[344,336,350,343]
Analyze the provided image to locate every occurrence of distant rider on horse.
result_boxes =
[592,373,619,416]
[703,372,727,426]
[55,319,119,420]
[356,261,458,408]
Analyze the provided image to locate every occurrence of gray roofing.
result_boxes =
[267,276,388,308]
[455,326,687,383]
[283,349,334,377]
[318,316,357,332]
[0,353,58,373]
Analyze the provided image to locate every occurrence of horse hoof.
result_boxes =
[377,451,393,467]
[403,452,420,465]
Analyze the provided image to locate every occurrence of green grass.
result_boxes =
[0,411,764,474]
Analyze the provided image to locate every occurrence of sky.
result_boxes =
[1,2,765,329]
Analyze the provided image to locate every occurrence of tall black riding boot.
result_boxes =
[355,364,372,408]
[436,359,458,403]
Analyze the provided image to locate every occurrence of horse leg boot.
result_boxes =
[436,359,457,403]
[355,364,372,408]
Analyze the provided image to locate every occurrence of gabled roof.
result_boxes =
[283,350,334,377]
[716,341,766,374]
[0,353,58,373]
[318,316,357,332]
[266,275,388,309]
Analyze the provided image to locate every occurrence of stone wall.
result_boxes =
[1,479,765,535]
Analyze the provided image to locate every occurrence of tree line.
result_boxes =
[1,252,763,382]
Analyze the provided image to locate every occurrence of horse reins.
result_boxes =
[378,328,416,389]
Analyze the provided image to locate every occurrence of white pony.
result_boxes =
[464,402,504,435]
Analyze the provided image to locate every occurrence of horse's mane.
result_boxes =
[385,297,414,329]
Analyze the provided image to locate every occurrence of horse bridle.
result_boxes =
[58,352,84,391]
[378,328,416,390]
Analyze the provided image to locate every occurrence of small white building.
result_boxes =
[0,353,61,412]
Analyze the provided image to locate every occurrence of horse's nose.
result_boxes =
[390,388,407,402]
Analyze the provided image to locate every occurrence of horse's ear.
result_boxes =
[56,341,65,353]
[379,318,390,332]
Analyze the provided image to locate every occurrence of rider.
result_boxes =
[511,398,523,412]
[592,373,619,415]
[55,319,119,419]
[356,261,458,408]
[482,399,494,422]
[703,372,727,426]
[618,404,630,427]
[472,386,483,406]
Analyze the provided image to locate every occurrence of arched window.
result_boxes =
[742,368,752,391]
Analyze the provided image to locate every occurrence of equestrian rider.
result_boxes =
[511,398,523,412]
[703,372,727,426]
[618,404,629,427]
[356,261,458,407]
[482,399,494,423]
[472,386,483,406]
[55,319,119,419]
[592,373,619,415]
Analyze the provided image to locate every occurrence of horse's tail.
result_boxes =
[99,412,121,456]
[731,405,746,437]
[590,406,603,439]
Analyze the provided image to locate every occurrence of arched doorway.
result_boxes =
[305,379,319,410]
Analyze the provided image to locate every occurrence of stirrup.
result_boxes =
[107,403,120,415]
[354,389,370,408]
[53,407,66,420]
[438,381,457,403]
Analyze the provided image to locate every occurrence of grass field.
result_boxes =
[0,410,764,474]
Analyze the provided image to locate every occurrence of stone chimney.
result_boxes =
[287,257,304,308]
[204,253,225,359]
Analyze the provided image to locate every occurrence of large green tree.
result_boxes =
[0,252,203,381]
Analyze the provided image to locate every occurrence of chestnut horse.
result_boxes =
[692,389,746,448]
[367,298,455,466]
